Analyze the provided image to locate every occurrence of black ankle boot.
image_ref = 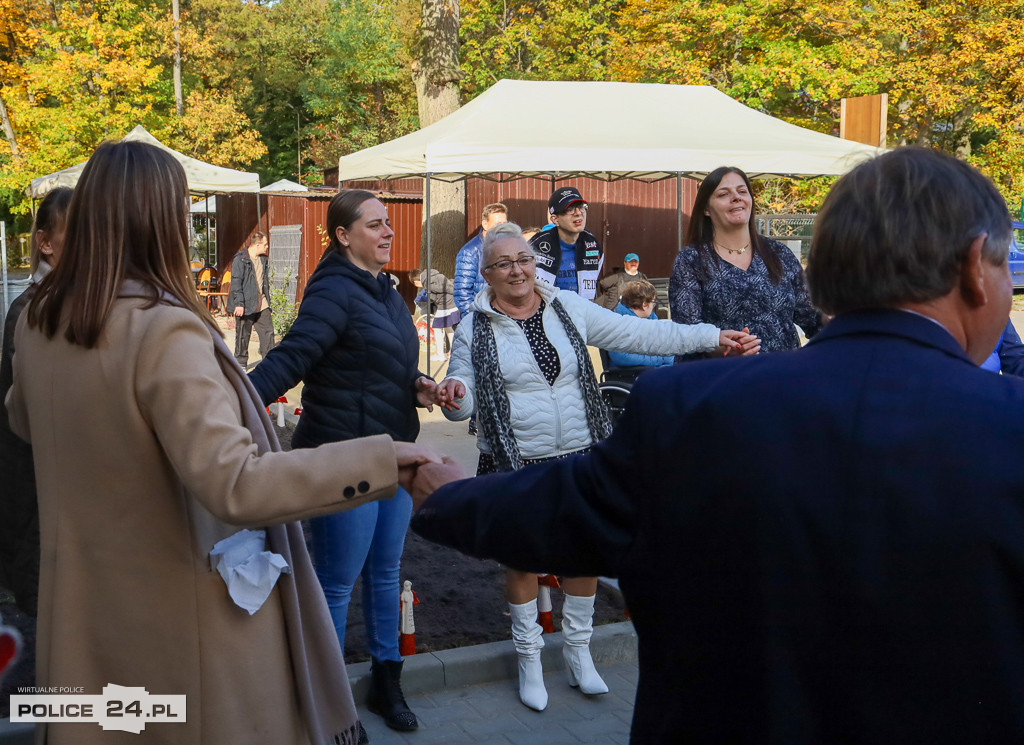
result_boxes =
[367,658,418,731]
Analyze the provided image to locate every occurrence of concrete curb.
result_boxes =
[347,619,637,700]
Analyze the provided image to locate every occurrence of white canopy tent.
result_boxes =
[191,195,216,213]
[29,125,261,198]
[262,178,307,192]
[337,79,884,183]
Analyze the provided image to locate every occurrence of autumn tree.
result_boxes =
[415,0,464,273]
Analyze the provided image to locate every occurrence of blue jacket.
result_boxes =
[249,251,423,447]
[981,319,1024,375]
[454,234,487,316]
[414,309,1024,744]
[607,303,674,368]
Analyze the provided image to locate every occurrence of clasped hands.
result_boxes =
[393,441,465,509]
[718,327,761,356]
[415,376,466,412]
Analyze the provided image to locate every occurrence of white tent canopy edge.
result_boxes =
[336,80,885,183]
[28,125,261,199]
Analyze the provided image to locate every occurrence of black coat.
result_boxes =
[0,286,40,615]
[414,309,1024,744]
[228,250,271,315]
[249,251,423,447]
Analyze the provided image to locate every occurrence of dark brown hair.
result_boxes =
[807,147,1011,315]
[28,141,218,347]
[325,189,376,257]
[30,187,73,273]
[687,166,781,284]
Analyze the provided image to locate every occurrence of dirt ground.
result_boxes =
[0,422,626,715]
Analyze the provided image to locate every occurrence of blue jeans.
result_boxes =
[310,487,413,661]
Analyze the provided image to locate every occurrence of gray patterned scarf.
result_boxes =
[472,295,612,472]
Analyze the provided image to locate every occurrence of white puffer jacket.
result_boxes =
[443,282,720,460]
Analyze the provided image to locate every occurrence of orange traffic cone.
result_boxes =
[537,574,560,634]
[399,580,420,656]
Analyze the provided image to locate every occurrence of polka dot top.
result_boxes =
[510,299,561,386]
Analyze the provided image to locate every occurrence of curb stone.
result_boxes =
[348,620,637,700]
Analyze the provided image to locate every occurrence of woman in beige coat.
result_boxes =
[4,141,437,745]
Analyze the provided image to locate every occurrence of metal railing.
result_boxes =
[756,214,817,261]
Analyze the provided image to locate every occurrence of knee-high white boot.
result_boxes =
[509,599,548,711]
[561,593,609,695]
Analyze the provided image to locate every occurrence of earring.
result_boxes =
[342,242,349,247]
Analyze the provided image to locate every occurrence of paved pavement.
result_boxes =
[349,623,638,745]
[356,662,637,745]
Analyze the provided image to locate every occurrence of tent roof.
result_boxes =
[29,125,261,198]
[262,178,307,192]
[337,80,885,183]
[190,195,216,213]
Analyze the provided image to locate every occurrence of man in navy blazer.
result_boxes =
[410,148,1024,743]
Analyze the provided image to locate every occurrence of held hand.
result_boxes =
[436,378,466,411]
[724,327,761,356]
[410,456,465,510]
[394,441,445,494]
[717,329,743,354]
[415,376,441,412]
[233,306,244,317]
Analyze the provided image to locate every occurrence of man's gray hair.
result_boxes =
[807,147,1011,316]
[480,222,534,272]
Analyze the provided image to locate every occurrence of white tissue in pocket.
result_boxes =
[210,529,291,615]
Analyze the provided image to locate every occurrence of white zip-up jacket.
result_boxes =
[443,281,720,459]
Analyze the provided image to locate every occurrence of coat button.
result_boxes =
[343,486,356,498]
[358,481,370,493]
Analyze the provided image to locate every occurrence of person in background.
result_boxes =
[229,231,275,369]
[530,187,604,301]
[408,147,1024,745]
[454,203,508,316]
[436,222,753,714]
[981,318,1024,375]
[669,166,824,361]
[6,141,439,745]
[249,189,450,737]
[595,252,649,310]
[606,280,690,369]
[0,186,72,618]
[419,268,460,361]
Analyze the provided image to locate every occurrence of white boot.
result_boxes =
[509,600,548,711]
[561,593,609,695]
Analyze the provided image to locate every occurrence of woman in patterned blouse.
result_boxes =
[669,166,824,361]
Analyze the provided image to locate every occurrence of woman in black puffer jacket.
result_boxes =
[251,189,445,736]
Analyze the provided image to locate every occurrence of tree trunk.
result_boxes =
[173,0,183,118]
[414,0,464,277]
[0,90,20,159]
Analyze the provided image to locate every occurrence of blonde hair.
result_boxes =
[28,141,220,347]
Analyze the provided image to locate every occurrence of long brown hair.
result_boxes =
[687,166,781,284]
[28,140,219,347]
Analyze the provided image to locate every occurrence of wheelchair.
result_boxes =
[597,349,653,425]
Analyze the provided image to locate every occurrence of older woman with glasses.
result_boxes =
[437,222,756,713]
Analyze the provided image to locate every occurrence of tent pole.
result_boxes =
[205,192,211,267]
[676,173,683,253]
[425,173,433,378]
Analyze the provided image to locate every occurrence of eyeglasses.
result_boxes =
[483,255,536,273]
[557,204,588,216]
